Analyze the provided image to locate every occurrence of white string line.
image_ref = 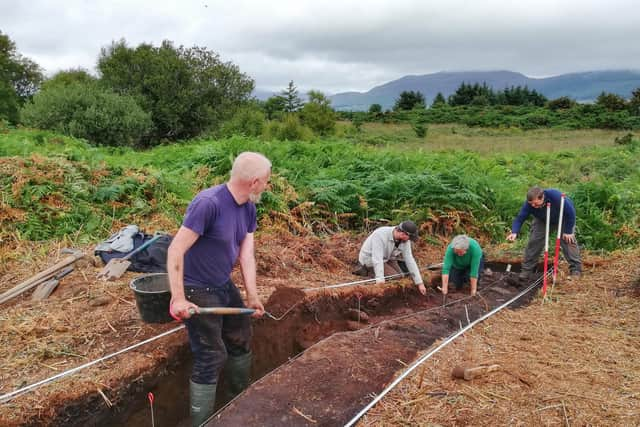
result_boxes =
[343,272,547,427]
[0,325,185,404]
[303,263,443,292]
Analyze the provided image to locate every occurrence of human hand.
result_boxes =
[170,298,198,320]
[506,233,518,242]
[247,295,265,318]
[417,283,427,296]
[562,233,576,244]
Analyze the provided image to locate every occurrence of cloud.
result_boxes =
[2,0,639,92]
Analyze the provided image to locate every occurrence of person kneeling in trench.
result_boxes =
[353,220,427,295]
[167,152,270,427]
[441,234,485,296]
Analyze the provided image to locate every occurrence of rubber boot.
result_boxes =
[190,380,216,427]
[221,351,252,402]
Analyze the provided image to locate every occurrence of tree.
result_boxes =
[98,39,254,144]
[394,90,426,111]
[280,80,303,112]
[0,31,43,123]
[596,91,627,111]
[300,90,336,136]
[263,95,287,120]
[497,85,547,106]
[369,103,382,114]
[41,68,97,91]
[546,96,576,111]
[449,82,494,106]
[629,87,640,116]
[431,92,446,107]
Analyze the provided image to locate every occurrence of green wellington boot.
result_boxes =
[221,351,252,402]
[190,380,216,427]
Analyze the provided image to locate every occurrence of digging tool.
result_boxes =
[31,266,74,301]
[442,293,447,308]
[97,235,162,281]
[171,304,279,321]
[0,249,84,305]
[451,364,500,380]
[542,202,551,298]
[550,194,566,296]
[191,307,256,315]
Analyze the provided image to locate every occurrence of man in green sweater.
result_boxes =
[441,235,485,296]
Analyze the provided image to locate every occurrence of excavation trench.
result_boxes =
[53,264,535,426]
[209,264,535,427]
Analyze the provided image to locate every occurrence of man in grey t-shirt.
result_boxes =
[354,221,426,295]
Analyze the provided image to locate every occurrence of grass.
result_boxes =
[349,122,624,153]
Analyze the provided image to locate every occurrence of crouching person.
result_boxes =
[168,152,270,426]
[353,220,427,295]
[441,235,485,296]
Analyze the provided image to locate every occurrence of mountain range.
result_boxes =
[255,70,640,111]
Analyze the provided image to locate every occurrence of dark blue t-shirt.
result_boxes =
[511,188,576,234]
[182,184,257,287]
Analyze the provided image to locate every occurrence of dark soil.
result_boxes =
[208,268,535,426]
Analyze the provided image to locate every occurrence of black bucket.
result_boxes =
[130,273,173,323]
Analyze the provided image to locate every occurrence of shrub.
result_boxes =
[614,133,634,145]
[219,107,265,138]
[369,103,382,114]
[21,82,151,146]
[264,114,313,141]
[412,122,427,137]
[547,96,576,110]
[300,91,336,136]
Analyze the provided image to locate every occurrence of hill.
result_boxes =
[326,70,640,111]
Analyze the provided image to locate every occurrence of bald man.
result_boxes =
[168,152,271,426]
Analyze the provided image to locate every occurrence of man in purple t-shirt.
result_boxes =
[168,152,271,426]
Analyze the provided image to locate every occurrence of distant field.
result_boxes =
[337,122,626,153]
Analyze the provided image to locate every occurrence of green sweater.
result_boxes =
[442,238,483,278]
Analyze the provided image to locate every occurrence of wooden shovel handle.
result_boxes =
[189,307,256,316]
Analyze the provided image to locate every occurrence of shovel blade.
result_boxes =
[97,258,131,281]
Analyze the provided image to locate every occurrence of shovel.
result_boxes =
[97,235,162,281]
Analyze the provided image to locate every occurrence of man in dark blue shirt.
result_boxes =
[507,186,582,280]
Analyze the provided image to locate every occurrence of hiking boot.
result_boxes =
[352,264,370,277]
[567,271,582,280]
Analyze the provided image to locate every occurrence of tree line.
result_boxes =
[0,32,336,147]
[383,83,640,112]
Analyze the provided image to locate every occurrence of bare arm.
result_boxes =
[441,274,449,295]
[167,226,200,318]
[238,232,265,318]
[470,277,478,296]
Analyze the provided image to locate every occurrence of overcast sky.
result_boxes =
[2,0,639,94]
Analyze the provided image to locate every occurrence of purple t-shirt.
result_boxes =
[182,184,257,287]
